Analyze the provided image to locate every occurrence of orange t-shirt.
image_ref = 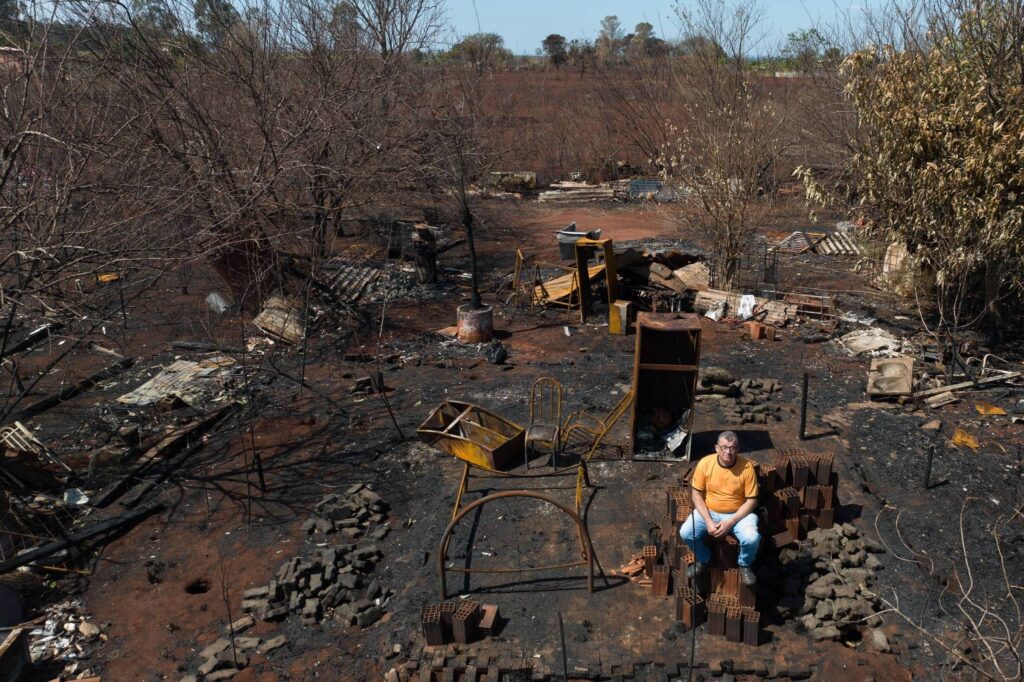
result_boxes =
[691,454,759,513]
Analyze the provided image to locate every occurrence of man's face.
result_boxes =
[716,439,739,466]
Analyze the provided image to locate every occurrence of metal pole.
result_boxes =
[923,446,934,489]
[799,373,809,441]
[558,612,568,682]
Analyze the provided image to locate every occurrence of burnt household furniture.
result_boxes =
[630,312,701,459]
[525,377,563,469]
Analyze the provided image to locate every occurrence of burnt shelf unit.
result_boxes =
[630,312,702,459]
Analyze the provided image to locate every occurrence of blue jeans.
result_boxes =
[679,510,761,567]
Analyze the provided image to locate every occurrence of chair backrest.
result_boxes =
[530,377,562,428]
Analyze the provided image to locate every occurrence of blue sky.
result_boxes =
[443,1,873,55]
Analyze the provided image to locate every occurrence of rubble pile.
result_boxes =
[27,599,104,679]
[762,523,886,644]
[184,484,391,680]
[696,367,784,426]
[185,624,288,682]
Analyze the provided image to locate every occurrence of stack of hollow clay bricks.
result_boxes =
[656,451,839,644]
[421,600,500,646]
[661,475,760,646]
[761,450,836,549]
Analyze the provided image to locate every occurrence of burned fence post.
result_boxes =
[923,445,934,489]
[799,372,809,441]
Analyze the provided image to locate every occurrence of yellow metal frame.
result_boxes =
[526,377,563,468]
[560,390,634,511]
[509,249,587,323]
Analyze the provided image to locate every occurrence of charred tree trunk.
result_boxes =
[983,262,1003,344]
[462,201,482,309]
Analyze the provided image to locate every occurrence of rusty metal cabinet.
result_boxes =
[630,312,701,458]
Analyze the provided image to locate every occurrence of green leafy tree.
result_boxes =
[567,38,595,76]
[541,33,567,69]
[194,0,240,46]
[450,32,511,72]
[676,33,726,61]
[596,15,622,65]
[802,2,1024,337]
[628,21,667,60]
[783,28,825,73]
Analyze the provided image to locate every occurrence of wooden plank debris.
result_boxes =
[533,264,605,302]
[693,290,798,326]
[253,294,305,344]
[913,371,1022,398]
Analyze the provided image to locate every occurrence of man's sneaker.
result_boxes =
[686,561,709,581]
[739,567,757,586]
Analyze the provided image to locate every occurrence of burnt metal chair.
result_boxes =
[525,377,562,469]
[560,390,634,511]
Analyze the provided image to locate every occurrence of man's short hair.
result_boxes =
[717,431,739,446]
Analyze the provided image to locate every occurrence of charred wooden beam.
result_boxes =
[0,501,164,574]
[15,358,134,418]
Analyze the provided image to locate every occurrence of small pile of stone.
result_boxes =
[763,523,886,645]
[184,484,391,680]
[301,482,390,541]
[242,484,390,627]
[696,367,783,425]
[185,619,288,682]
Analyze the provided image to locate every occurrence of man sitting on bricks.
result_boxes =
[679,430,760,586]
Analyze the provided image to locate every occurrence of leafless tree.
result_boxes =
[344,0,444,60]
[660,0,793,289]
[418,65,513,310]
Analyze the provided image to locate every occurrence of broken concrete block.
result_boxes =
[260,635,288,654]
[216,647,247,666]
[334,604,356,626]
[302,598,320,621]
[200,638,231,659]
[370,526,390,540]
[810,625,841,641]
[260,605,288,622]
[234,636,260,652]
[358,606,383,628]
[309,573,323,595]
[197,655,230,676]
[205,669,241,682]
[229,615,254,634]
[242,586,269,599]
[868,628,890,652]
[241,598,269,613]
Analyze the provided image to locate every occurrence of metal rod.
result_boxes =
[558,612,569,682]
[437,490,595,599]
[444,560,590,574]
[799,373,809,441]
[924,446,934,489]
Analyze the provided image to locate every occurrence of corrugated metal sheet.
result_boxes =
[629,179,662,199]
[321,258,381,303]
[815,232,862,256]
[774,231,827,254]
